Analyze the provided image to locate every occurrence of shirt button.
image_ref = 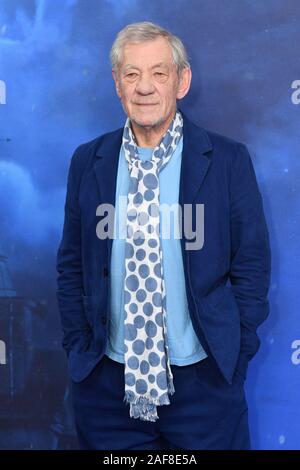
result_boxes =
[103,266,109,277]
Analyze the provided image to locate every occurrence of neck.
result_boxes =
[130,109,176,148]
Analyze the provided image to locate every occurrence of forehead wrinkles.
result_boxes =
[121,40,174,70]
[123,61,170,71]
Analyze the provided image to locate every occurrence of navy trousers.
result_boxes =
[70,352,251,450]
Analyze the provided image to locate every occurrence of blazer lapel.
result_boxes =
[179,109,212,206]
[93,128,123,204]
[178,109,213,255]
[93,127,123,258]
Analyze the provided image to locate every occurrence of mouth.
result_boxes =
[134,103,158,106]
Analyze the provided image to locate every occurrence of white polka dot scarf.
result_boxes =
[122,110,183,421]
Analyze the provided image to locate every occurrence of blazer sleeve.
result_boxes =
[56,146,91,357]
[229,143,272,378]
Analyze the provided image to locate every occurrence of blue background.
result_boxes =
[0,0,299,449]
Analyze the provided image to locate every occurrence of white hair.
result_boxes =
[110,21,190,76]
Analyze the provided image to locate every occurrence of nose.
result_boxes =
[135,72,155,95]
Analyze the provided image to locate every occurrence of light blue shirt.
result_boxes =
[105,135,207,365]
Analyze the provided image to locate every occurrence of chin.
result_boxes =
[130,112,165,129]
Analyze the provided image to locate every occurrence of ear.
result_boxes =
[112,69,122,98]
[176,67,192,100]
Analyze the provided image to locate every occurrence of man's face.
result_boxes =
[112,36,190,129]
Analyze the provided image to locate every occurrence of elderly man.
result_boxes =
[56,21,271,450]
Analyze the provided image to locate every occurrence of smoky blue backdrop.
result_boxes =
[0,0,299,450]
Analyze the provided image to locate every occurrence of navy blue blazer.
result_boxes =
[56,109,271,385]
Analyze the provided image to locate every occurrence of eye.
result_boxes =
[126,73,138,78]
[154,72,168,81]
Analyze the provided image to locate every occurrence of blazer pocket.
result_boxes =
[204,283,235,309]
[196,283,241,383]
[203,284,241,327]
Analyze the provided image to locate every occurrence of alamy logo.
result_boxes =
[291,80,300,105]
[0,80,6,104]
[0,340,6,365]
[95,199,205,251]
[291,340,300,365]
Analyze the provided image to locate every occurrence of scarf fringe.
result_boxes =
[123,376,175,422]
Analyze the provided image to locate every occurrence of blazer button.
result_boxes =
[103,266,109,277]
[101,316,107,325]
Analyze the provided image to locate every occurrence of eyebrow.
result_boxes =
[123,62,168,70]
